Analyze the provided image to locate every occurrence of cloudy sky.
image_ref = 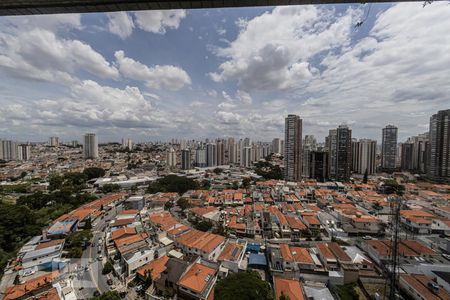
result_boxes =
[0,2,448,143]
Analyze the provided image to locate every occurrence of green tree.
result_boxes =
[83,218,92,230]
[164,201,173,211]
[242,177,251,189]
[232,181,239,190]
[201,179,211,190]
[91,291,121,300]
[363,169,368,184]
[147,175,199,195]
[195,220,213,232]
[279,292,290,300]
[213,168,223,175]
[214,270,274,300]
[83,167,105,180]
[177,198,190,211]
[102,261,114,275]
[101,184,121,193]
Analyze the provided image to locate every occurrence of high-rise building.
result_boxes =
[284,114,302,181]
[400,143,414,171]
[241,146,252,168]
[216,140,225,166]
[352,139,377,175]
[181,149,191,170]
[302,135,317,178]
[228,137,237,164]
[428,109,450,181]
[166,147,177,167]
[49,137,59,147]
[0,140,17,161]
[328,125,352,181]
[83,133,98,159]
[195,147,207,168]
[17,144,31,161]
[122,138,133,150]
[272,138,282,154]
[381,125,398,171]
[206,143,217,167]
[309,150,328,182]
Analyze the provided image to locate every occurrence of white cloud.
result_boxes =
[134,10,186,34]
[107,12,135,39]
[210,6,359,90]
[114,50,191,90]
[0,28,119,82]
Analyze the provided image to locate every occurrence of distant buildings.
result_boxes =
[181,149,191,170]
[302,135,317,178]
[228,137,237,164]
[83,133,98,159]
[328,125,352,181]
[284,114,303,181]
[381,125,398,171]
[167,147,177,167]
[352,139,377,175]
[48,136,59,147]
[17,144,31,161]
[195,147,207,168]
[0,140,17,161]
[241,146,252,168]
[428,109,450,182]
[206,143,217,167]
[216,139,225,166]
[122,138,133,150]
[309,150,328,182]
[272,138,283,155]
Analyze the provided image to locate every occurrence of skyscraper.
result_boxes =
[181,149,191,170]
[228,137,237,164]
[17,144,31,161]
[83,133,98,159]
[272,138,282,154]
[0,140,17,161]
[309,150,328,182]
[352,139,377,175]
[241,146,252,168]
[49,136,59,147]
[428,109,450,181]
[216,139,225,166]
[381,125,398,171]
[166,147,177,167]
[328,125,352,181]
[302,135,317,178]
[122,138,133,150]
[206,143,217,167]
[195,147,207,168]
[284,114,302,181]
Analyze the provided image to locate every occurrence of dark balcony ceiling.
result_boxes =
[0,0,422,16]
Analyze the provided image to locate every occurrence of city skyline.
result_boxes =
[0,3,449,142]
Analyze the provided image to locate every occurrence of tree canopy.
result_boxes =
[83,167,105,180]
[147,175,199,195]
[254,161,283,180]
[214,270,274,300]
[91,291,121,300]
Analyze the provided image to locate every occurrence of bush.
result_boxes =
[215,270,274,300]
[147,175,199,195]
[102,261,114,275]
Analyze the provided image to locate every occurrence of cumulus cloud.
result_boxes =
[0,28,119,82]
[107,12,135,39]
[210,6,359,90]
[114,50,191,90]
[134,10,186,34]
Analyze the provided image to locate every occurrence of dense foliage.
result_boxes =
[147,175,199,195]
[214,270,274,300]
[194,220,213,232]
[83,167,106,180]
[254,161,283,180]
[100,184,121,193]
[92,291,121,300]
[334,284,359,300]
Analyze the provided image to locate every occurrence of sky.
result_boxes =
[0,2,449,144]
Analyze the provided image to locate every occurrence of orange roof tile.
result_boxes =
[274,276,305,300]
[4,271,59,300]
[178,263,216,294]
[136,255,170,280]
[111,227,136,241]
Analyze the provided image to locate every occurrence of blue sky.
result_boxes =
[0,2,449,143]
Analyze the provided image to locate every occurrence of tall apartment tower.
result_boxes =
[206,143,217,167]
[216,140,225,166]
[328,125,352,181]
[272,138,282,154]
[166,147,177,167]
[122,138,133,150]
[284,114,302,181]
[195,147,207,168]
[0,140,17,161]
[49,137,59,147]
[241,146,252,168]
[83,133,98,159]
[302,135,317,178]
[381,125,398,171]
[18,144,31,161]
[181,149,191,170]
[227,137,237,164]
[428,109,450,181]
[352,139,377,175]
